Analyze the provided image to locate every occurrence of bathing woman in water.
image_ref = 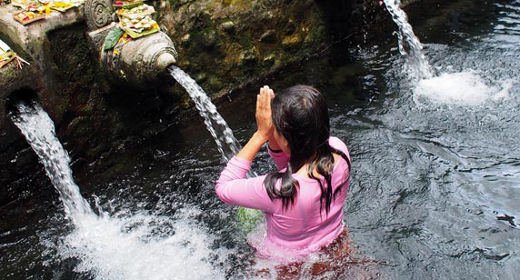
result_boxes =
[215,85,352,272]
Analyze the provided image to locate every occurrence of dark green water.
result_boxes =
[1,0,519,279]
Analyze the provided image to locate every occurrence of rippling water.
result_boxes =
[1,0,519,279]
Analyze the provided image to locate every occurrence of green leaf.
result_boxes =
[103,28,125,51]
[236,207,263,233]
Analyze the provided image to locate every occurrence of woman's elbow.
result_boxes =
[215,185,234,205]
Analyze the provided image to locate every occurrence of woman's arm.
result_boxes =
[215,157,277,212]
[236,132,268,161]
[215,86,278,212]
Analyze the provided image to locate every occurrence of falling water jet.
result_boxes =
[382,0,434,80]
[382,0,510,105]
[168,65,262,230]
[10,102,94,218]
[168,65,241,161]
[168,65,260,178]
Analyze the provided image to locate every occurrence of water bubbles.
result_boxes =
[52,207,229,280]
[414,71,513,106]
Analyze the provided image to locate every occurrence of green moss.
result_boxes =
[207,75,224,92]
[161,0,337,99]
[238,49,257,66]
[237,32,254,49]
[220,21,235,33]
[222,0,248,6]
[262,53,276,67]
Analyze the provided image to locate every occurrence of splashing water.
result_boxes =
[11,102,228,280]
[383,0,512,106]
[169,65,241,161]
[55,207,228,280]
[414,71,513,106]
[10,67,263,279]
[382,0,434,80]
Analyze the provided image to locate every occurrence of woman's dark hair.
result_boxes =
[264,85,351,214]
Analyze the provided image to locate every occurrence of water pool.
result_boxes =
[1,0,519,279]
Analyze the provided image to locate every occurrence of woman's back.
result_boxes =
[259,136,350,258]
[216,137,350,259]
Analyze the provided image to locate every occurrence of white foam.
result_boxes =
[12,103,230,279]
[55,208,228,280]
[414,71,513,106]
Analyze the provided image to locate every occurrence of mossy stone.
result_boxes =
[282,33,303,50]
[262,53,276,67]
[181,33,191,46]
[239,49,257,66]
[195,72,208,83]
[220,21,235,32]
[207,76,224,91]
[285,21,297,35]
[259,30,277,43]
[201,30,218,49]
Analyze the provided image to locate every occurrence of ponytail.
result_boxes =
[265,164,299,210]
[264,143,351,214]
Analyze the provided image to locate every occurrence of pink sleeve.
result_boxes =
[215,156,278,213]
[267,146,290,170]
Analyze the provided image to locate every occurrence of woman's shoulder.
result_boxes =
[328,136,349,156]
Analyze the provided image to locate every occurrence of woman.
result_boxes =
[215,85,351,262]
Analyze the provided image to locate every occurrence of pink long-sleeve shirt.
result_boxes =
[215,137,350,260]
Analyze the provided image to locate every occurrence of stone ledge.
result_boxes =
[0,5,84,66]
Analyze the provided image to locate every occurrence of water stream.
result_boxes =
[8,68,260,279]
[168,65,241,161]
[383,0,512,105]
[382,0,434,80]
[10,103,93,218]
[9,102,230,280]
[168,65,262,230]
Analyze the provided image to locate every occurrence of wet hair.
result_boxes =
[264,85,351,214]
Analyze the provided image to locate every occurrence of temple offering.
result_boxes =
[50,1,73,12]
[50,0,84,12]
[13,10,46,25]
[117,4,155,19]
[10,0,49,24]
[103,27,124,51]
[0,40,16,68]
[11,0,39,10]
[113,0,143,9]
[117,4,159,39]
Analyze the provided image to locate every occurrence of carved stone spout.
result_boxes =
[100,31,177,86]
[84,0,178,88]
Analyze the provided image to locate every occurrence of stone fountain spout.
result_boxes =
[84,0,178,88]
[157,53,176,72]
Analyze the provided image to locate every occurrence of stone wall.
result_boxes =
[154,0,377,99]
